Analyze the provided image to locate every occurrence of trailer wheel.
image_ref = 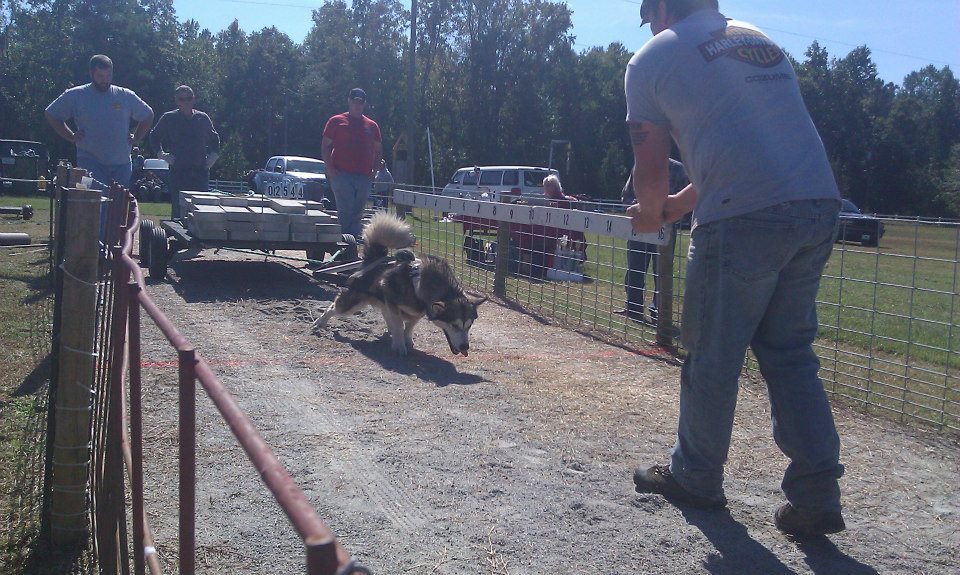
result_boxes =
[139,219,155,267]
[340,233,358,261]
[148,226,169,280]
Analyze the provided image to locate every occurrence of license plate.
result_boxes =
[264,181,304,200]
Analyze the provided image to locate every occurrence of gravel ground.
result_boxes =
[136,250,959,575]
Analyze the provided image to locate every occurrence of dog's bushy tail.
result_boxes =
[362,212,416,261]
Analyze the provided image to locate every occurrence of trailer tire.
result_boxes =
[340,233,358,261]
[148,226,169,280]
[139,219,155,268]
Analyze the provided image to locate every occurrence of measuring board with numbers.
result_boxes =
[393,189,669,245]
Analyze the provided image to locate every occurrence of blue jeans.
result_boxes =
[329,171,373,238]
[671,199,844,513]
[76,154,132,189]
[77,154,132,243]
[625,240,659,317]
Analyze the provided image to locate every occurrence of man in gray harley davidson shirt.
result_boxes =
[624,0,845,540]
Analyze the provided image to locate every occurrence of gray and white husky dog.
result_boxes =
[313,212,485,356]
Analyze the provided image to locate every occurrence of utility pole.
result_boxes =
[548,139,570,171]
[405,0,418,186]
[266,106,272,159]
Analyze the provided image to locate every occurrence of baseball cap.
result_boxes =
[349,88,367,102]
[639,0,655,26]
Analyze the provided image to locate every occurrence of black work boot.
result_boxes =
[774,503,846,539]
[633,465,727,510]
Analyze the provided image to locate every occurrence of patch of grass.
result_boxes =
[818,224,960,361]
[0,198,50,571]
[134,199,172,220]
[405,207,959,431]
[0,193,92,573]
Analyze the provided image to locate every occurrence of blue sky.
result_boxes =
[171,0,959,86]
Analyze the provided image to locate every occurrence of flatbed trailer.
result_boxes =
[138,218,358,280]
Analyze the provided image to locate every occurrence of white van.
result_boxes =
[441,166,560,201]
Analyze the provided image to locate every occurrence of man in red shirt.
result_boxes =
[321,88,383,239]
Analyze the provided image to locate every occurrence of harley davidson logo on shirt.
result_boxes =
[698,26,784,68]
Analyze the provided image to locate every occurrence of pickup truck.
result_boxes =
[250,155,334,208]
[1,139,49,194]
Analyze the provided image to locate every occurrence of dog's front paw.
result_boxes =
[312,307,336,331]
[404,336,414,350]
[391,339,409,355]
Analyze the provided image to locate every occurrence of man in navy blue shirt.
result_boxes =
[150,85,220,218]
[618,159,688,324]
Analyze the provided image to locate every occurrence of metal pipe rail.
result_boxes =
[109,190,365,574]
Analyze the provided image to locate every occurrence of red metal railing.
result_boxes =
[101,185,365,574]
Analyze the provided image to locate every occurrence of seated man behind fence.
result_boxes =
[512,175,586,278]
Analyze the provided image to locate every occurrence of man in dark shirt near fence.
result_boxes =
[619,159,689,323]
[149,85,220,218]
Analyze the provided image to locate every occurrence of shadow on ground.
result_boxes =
[679,506,879,575]
[166,258,331,304]
[337,333,489,387]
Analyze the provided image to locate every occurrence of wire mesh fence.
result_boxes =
[401,190,674,352]
[209,179,251,195]
[45,171,134,570]
[37,168,367,573]
[394,190,959,433]
[810,219,960,431]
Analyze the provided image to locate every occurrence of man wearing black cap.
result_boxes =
[321,88,383,240]
[150,85,221,219]
[625,0,846,540]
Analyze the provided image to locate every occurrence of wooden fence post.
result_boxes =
[493,198,513,297]
[50,187,102,543]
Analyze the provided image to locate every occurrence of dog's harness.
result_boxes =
[347,250,425,310]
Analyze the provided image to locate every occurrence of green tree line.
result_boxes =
[1,0,958,215]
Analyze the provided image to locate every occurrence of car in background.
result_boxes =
[251,155,333,207]
[838,199,885,247]
[441,165,560,201]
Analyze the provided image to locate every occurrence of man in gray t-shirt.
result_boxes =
[45,54,154,188]
[625,0,846,540]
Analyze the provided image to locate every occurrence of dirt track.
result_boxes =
[136,250,959,574]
